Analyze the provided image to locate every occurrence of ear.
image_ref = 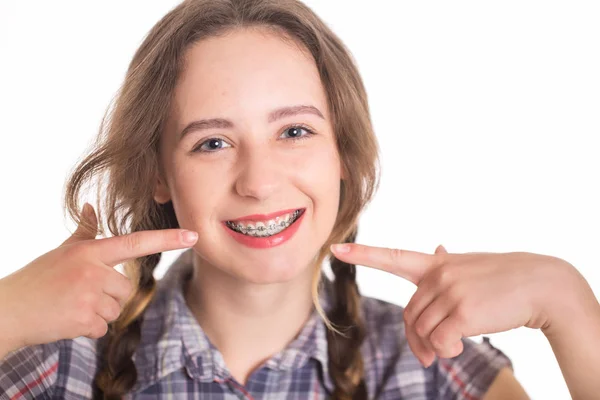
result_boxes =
[154,175,171,204]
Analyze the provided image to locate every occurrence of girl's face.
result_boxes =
[155,27,342,284]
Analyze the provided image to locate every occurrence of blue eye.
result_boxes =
[194,138,231,153]
[280,125,315,140]
[192,124,315,154]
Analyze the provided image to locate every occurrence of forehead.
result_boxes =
[171,27,329,124]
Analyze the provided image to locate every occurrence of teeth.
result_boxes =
[255,222,267,237]
[229,211,299,230]
[226,209,303,237]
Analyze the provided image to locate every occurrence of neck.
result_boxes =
[183,254,316,384]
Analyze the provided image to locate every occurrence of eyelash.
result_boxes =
[192,124,316,154]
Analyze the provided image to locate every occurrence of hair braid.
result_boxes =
[326,227,368,400]
[58,1,382,398]
[92,251,160,400]
[92,202,178,399]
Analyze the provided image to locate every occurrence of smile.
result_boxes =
[225,209,303,237]
[222,208,306,249]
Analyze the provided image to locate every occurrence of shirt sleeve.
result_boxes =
[429,335,514,400]
[0,342,59,400]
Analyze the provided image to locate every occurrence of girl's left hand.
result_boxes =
[330,242,581,367]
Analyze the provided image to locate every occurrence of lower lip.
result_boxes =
[222,210,306,249]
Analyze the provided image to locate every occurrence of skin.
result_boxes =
[153,27,342,384]
[148,24,595,398]
[331,242,600,398]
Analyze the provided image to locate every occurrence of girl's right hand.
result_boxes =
[0,203,198,351]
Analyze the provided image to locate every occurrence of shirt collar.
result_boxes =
[130,249,335,394]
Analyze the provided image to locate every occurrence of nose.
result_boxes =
[234,148,281,200]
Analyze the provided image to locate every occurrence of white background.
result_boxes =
[1,1,598,399]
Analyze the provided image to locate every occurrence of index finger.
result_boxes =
[92,229,198,267]
[330,243,438,285]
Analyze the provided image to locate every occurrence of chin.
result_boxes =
[230,254,315,285]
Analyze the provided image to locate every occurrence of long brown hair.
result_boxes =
[63,0,380,398]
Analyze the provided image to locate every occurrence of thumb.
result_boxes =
[61,203,98,246]
[435,244,448,254]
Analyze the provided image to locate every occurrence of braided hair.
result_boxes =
[61,1,380,398]
[326,227,368,399]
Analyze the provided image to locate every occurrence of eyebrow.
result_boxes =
[178,105,325,141]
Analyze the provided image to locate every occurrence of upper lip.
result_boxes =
[226,208,304,223]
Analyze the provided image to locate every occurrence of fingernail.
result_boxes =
[181,230,198,244]
[331,244,350,253]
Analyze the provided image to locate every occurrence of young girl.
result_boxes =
[1,0,599,399]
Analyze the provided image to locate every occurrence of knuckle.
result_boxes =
[430,331,447,350]
[91,321,108,339]
[403,303,417,325]
[434,249,449,266]
[122,276,134,297]
[389,248,406,273]
[107,302,121,322]
[62,242,86,259]
[433,267,454,288]
[79,266,97,282]
[115,274,134,304]
[389,248,404,263]
[403,308,411,324]
[171,229,184,244]
[77,312,95,331]
[445,284,463,303]
[447,341,463,358]
[454,303,470,324]
[414,320,428,338]
[123,232,143,253]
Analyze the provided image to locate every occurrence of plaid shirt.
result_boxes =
[1,249,512,399]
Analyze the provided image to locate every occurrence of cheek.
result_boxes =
[286,140,341,189]
[169,162,226,228]
[288,143,341,230]
[172,165,211,200]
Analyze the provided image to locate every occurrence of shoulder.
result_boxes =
[357,295,423,399]
[358,295,513,400]
[0,336,100,399]
[358,295,409,362]
[429,336,514,399]
[358,294,408,357]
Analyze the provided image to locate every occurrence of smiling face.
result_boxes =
[154,26,342,284]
